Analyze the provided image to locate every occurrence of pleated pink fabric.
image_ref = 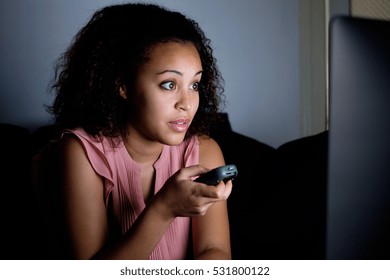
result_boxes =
[64,128,199,259]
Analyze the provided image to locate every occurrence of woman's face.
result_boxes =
[125,41,202,146]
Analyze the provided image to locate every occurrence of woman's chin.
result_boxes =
[162,133,187,146]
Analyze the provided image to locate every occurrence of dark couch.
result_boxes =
[210,113,328,260]
[0,113,328,260]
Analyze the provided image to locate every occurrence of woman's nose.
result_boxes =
[176,90,193,111]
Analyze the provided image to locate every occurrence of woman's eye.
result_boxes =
[161,81,176,90]
[191,82,199,91]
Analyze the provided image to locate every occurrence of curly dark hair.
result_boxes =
[47,3,225,140]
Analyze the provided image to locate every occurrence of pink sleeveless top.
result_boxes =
[64,128,199,259]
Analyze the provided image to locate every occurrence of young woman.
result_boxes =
[45,3,232,260]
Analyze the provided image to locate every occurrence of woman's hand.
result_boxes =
[151,165,232,219]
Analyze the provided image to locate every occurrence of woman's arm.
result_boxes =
[191,136,232,260]
[55,135,175,259]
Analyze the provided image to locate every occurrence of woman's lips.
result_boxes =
[169,118,190,132]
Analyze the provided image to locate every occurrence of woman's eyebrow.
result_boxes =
[157,70,203,76]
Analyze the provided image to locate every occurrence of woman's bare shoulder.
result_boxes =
[197,135,225,169]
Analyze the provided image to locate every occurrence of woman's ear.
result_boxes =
[119,86,128,100]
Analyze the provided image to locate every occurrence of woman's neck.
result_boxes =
[123,132,164,164]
